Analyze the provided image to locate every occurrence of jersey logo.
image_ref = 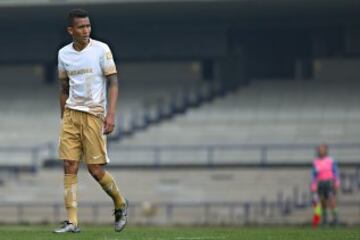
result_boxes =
[68,68,93,76]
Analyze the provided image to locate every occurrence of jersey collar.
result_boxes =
[72,38,92,53]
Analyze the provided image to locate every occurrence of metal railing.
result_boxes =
[108,143,360,166]
[0,143,55,172]
[0,142,359,169]
[0,200,359,225]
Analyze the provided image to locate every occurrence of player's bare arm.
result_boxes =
[59,77,70,119]
[104,73,118,134]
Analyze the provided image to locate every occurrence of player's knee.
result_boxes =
[87,165,104,181]
[64,160,79,174]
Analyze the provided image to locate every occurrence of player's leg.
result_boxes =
[328,183,338,225]
[328,196,338,225]
[320,197,328,225]
[54,109,82,233]
[54,160,81,233]
[64,160,80,226]
[318,182,328,225]
[83,113,128,232]
[87,164,126,209]
[87,164,128,231]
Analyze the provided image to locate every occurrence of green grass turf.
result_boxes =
[0,225,359,240]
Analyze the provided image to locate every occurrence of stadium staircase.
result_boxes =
[108,79,239,142]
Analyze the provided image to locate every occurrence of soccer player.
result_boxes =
[54,9,128,233]
[311,144,340,225]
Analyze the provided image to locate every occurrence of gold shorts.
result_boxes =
[58,108,109,164]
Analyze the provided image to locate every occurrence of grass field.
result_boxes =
[0,225,359,240]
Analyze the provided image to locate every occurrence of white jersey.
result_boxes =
[58,39,117,118]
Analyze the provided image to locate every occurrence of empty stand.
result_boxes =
[119,77,360,146]
[1,59,360,166]
[0,167,358,224]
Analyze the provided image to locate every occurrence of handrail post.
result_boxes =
[260,146,268,166]
[154,147,161,166]
[53,203,60,223]
[166,203,173,224]
[207,146,214,166]
[244,202,250,225]
[48,141,56,159]
[204,203,210,225]
[92,203,99,224]
[31,147,39,173]
[17,204,23,224]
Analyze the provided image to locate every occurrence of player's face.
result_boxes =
[68,17,91,45]
[317,145,328,158]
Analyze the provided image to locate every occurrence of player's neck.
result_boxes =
[73,39,90,51]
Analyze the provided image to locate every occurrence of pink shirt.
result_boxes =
[311,156,340,191]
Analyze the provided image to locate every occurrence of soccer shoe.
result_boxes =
[53,221,80,233]
[114,199,129,232]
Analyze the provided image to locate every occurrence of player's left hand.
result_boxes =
[104,113,115,135]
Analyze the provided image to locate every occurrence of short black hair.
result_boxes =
[68,9,89,26]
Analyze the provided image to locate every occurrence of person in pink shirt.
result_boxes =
[311,144,340,225]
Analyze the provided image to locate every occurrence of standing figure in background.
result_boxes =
[311,144,340,226]
[54,9,128,233]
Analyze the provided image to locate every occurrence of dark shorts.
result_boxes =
[317,181,335,199]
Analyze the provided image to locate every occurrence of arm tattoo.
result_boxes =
[60,78,69,95]
[106,74,118,87]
